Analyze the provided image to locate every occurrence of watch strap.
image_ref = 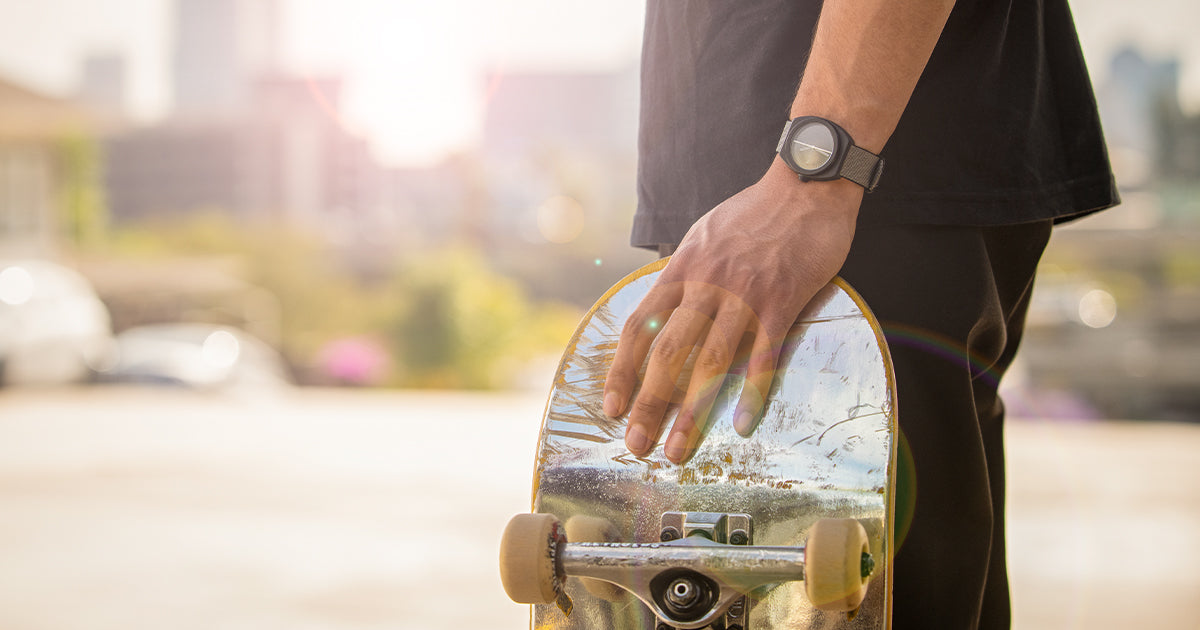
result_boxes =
[840,145,885,192]
[775,120,793,153]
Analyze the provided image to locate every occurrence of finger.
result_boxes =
[624,306,711,456]
[664,306,753,463]
[733,321,785,437]
[603,282,684,417]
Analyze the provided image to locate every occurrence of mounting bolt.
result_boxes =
[727,599,745,617]
[665,577,700,609]
[660,526,681,542]
[729,530,749,545]
[656,624,674,630]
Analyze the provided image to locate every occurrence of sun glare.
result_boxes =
[287,1,479,166]
[286,0,644,166]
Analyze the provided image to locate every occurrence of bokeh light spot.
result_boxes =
[1078,289,1117,329]
[202,330,241,369]
[536,195,586,244]
[0,266,34,306]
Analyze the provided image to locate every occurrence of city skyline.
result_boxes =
[0,0,1196,167]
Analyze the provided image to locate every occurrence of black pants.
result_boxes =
[657,220,1051,628]
[838,221,1053,629]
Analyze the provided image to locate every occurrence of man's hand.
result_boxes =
[603,162,862,464]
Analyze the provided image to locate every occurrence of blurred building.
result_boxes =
[1098,47,1200,190]
[1013,46,1200,421]
[76,52,129,118]
[173,0,281,115]
[382,160,475,245]
[104,0,393,237]
[479,67,639,245]
[482,68,638,160]
[0,76,96,258]
[106,76,381,231]
[468,65,653,305]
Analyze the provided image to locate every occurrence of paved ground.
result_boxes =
[0,386,1196,629]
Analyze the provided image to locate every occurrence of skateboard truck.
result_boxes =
[655,512,751,629]
[501,511,874,629]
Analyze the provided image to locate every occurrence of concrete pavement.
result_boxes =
[0,386,1196,629]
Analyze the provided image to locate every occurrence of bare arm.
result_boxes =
[793,0,955,150]
[603,1,956,464]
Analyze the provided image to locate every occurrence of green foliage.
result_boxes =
[385,247,580,388]
[97,214,580,389]
[1164,248,1200,287]
[57,134,107,247]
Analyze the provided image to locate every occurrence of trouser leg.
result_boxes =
[974,225,1044,628]
[838,221,1051,630]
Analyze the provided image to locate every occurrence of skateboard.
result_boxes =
[500,258,897,629]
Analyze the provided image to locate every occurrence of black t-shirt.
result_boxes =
[632,0,1120,249]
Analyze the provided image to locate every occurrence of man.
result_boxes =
[602,1,1117,627]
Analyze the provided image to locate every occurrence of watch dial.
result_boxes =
[789,121,836,172]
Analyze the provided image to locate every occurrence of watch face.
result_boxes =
[788,120,837,173]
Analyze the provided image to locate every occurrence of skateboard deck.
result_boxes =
[501,258,897,629]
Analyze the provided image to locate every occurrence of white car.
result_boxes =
[0,259,115,386]
[100,323,292,390]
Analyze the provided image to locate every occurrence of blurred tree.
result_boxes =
[58,134,107,249]
[96,215,579,389]
[385,246,579,388]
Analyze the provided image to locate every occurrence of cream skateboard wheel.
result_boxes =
[500,513,563,604]
[804,518,872,612]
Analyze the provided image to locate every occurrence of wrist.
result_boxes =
[761,157,863,221]
[789,92,890,155]
[774,116,885,193]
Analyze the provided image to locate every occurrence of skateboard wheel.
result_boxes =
[500,513,563,604]
[565,515,626,601]
[804,518,871,612]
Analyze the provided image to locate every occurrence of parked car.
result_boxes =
[0,259,114,386]
[98,323,292,390]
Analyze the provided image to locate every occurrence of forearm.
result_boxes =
[791,0,956,153]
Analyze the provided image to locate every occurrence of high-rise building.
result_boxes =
[482,67,638,160]
[77,52,128,116]
[171,0,280,114]
[106,75,384,231]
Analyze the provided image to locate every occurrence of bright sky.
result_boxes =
[283,0,645,165]
[0,0,1196,167]
[0,0,644,166]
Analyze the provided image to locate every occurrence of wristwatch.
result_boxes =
[776,116,885,192]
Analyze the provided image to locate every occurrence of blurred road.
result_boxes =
[0,386,1197,629]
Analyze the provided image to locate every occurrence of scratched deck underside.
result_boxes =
[530,261,896,630]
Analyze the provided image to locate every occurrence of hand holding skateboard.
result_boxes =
[501,258,896,629]
[602,168,861,464]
